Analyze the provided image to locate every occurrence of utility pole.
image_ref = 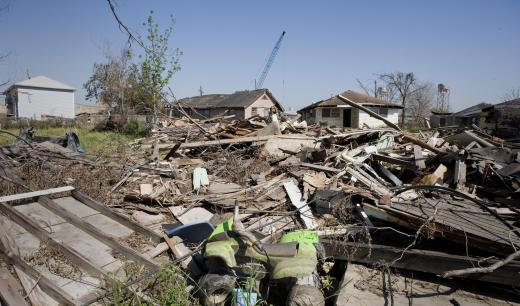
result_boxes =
[198,86,204,96]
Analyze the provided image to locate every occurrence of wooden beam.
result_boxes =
[0,267,29,306]
[283,181,317,229]
[322,240,520,287]
[0,186,75,204]
[0,203,106,278]
[299,162,342,173]
[0,242,78,305]
[377,164,402,186]
[402,134,444,155]
[71,191,162,243]
[147,135,314,149]
[38,197,159,271]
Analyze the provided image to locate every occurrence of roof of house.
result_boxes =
[490,98,520,110]
[176,89,284,111]
[4,76,75,93]
[299,90,403,112]
[452,102,492,117]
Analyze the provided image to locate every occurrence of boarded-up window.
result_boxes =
[322,108,339,118]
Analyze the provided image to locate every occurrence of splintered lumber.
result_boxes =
[342,166,392,196]
[413,145,426,169]
[454,160,467,190]
[71,190,162,243]
[322,240,520,287]
[38,196,159,271]
[0,267,29,306]
[465,130,495,147]
[283,181,317,229]
[0,202,106,278]
[337,94,401,131]
[163,235,201,276]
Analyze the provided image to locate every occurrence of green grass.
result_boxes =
[0,127,139,155]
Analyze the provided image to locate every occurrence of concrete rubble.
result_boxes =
[0,108,519,305]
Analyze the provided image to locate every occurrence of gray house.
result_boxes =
[172,89,284,120]
[3,76,75,119]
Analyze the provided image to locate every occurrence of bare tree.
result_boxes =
[356,78,397,102]
[407,82,434,128]
[501,87,520,102]
[378,72,427,126]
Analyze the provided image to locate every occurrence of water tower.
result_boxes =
[377,87,389,101]
[436,83,450,111]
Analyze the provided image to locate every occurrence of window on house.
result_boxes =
[322,108,339,118]
[379,108,388,117]
[252,107,258,116]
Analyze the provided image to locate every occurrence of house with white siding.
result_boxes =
[2,76,75,119]
[299,90,403,128]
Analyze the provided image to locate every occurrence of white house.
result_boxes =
[3,76,75,119]
[299,90,403,128]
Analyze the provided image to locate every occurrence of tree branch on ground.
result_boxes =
[440,249,520,278]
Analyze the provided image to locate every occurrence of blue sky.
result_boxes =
[1,0,519,111]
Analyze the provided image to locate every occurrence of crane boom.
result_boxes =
[255,31,286,89]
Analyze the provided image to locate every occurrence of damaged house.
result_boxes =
[481,98,520,139]
[299,90,403,128]
[171,89,284,120]
[430,102,492,128]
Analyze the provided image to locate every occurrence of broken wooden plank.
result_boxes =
[0,202,106,278]
[163,235,201,276]
[413,145,426,169]
[38,197,159,271]
[283,181,317,229]
[299,162,341,173]
[0,267,29,306]
[71,190,162,243]
[0,186,75,203]
[322,240,520,287]
[0,242,77,305]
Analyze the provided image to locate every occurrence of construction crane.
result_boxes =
[255,31,286,89]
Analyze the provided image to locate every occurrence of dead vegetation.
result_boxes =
[1,107,520,305]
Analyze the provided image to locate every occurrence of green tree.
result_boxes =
[131,11,181,116]
[84,48,133,113]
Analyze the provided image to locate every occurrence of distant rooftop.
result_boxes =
[300,90,403,112]
[176,88,284,111]
[5,76,75,92]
